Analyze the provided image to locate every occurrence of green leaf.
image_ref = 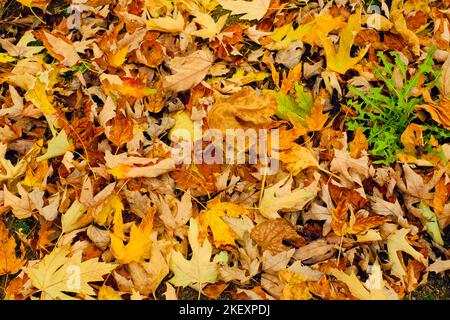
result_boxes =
[346,50,438,165]
[418,202,444,246]
[276,83,313,124]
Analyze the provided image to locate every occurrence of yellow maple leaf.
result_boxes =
[306,98,329,132]
[302,13,346,46]
[25,79,57,115]
[95,195,124,227]
[320,11,369,74]
[61,199,89,233]
[168,110,196,142]
[279,145,319,176]
[15,0,49,9]
[26,247,117,299]
[109,45,129,68]
[110,207,155,264]
[200,202,248,247]
[98,285,122,300]
[0,143,26,182]
[21,160,49,188]
[279,269,313,300]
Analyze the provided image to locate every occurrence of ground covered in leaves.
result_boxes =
[0,0,450,300]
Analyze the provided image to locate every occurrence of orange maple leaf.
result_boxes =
[331,199,349,236]
[306,98,329,131]
[0,220,25,275]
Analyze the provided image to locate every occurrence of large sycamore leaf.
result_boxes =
[207,87,277,132]
[110,206,154,264]
[259,176,318,219]
[169,217,218,290]
[26,247,117,300]
[0,220,25,275]
[251,218,303,254]
[217,0,270,21]
[200,202,248,247]
[34,30,80,67]
[320,11,369,74]
[387,228,427,280]
[163,49,214,92]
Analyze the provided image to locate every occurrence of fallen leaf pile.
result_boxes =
[0,0,449,300]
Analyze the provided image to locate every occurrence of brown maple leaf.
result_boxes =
[251,218,305,254]
[108,112,134,147]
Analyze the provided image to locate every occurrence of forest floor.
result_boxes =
[0,0,449,300]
